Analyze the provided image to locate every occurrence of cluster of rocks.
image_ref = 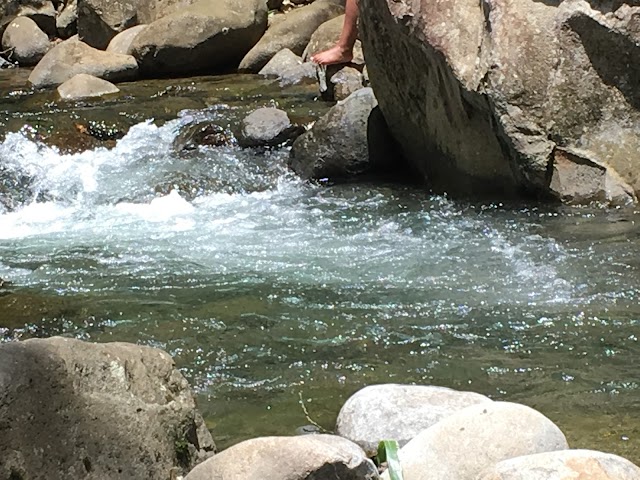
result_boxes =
[0,0,367,101]
[1,337,639,480]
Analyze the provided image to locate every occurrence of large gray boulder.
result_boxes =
[77,0,139,50]
[131,0,268,77]
[381,401,569,480]
[0,337,215,480]
[360,0,640,205]
[479,449,640,480]
[336,384,492,457]
[136,0,197,24]
[185,435,379,480]
[57,73,120,99]
[28,36,138,88]
[1,15,50,66]
[289,87,379,179]
[239,0,344,73]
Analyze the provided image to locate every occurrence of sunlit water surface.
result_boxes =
[0,76,639,461]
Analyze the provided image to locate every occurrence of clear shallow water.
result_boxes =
[0,85,639,461]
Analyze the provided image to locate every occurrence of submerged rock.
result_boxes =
[28,36,138,88]
[381,401,569,480]
[173,121,233,151]
[237,107,305,148]
[289,87,382,180]
[184,434,378,480]
[239,0,344,73]
[0,291,75,329]
[77,0,139,49]
[336,384,492,457]
[479,449,640,480]
[360,0,640,204]
[57,73,120,100]
[1,16,50,66]
[0,337,216,479]
[131,0,268,77]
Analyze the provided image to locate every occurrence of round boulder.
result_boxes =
[57,73,120,100]
[237,107,305,148]
[382,401,569,480]
[289,87,378,180]
[131,0,268,77]
[0,337,216,479]
[1,16,50,66]
[239,0,344,73]
[479,449,640,480]
[28,36,138,88]
[302,14,364,64]
[336,384,492,457]
[184,435,379,480]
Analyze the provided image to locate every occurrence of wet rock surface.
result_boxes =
[237,107,305,148]
[0,337,216,480]
[57,73,120,100]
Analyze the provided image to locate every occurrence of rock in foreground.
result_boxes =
[29,36,138,88]
[0,337,215,479]
[382,401,568,480]
[336,384,492,456]
[479,449,640,480]
[360,0,640,204]
[185,434,379,480]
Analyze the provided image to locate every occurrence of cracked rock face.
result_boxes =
[360,0,640,204]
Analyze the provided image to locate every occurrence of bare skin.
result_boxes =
[311,0,359,65]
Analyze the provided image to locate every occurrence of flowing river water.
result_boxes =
[0,70,639,461]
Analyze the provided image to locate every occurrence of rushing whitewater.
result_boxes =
[1,118,639,456]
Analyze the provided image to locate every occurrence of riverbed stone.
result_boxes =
[131,0,268,77]
[336,384,492,457]
[184,435,379,480]
[77,0,139,50]
[289,87,378,180]
[56,0,77,38]
[1,0,57,35]
[0,337,216,479]
[28,36,138,88]
[238,0,344,73]
[57,73,120,99]
[237,107,305,148]
[478,449,640,480]
[259,48,317,86]
[1,15,50,66]
[328,65,364,101]
[381,401,569,480]
[302,14,364,65]
[359,0,640,204]
[173,121,233,151]
[106,24,147,55]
